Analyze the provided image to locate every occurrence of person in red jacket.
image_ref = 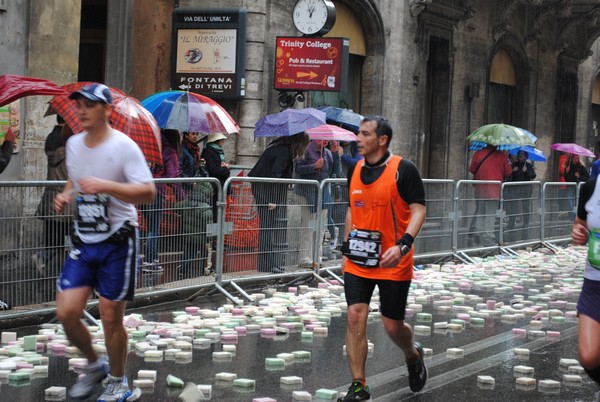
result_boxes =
[468,145,511,245]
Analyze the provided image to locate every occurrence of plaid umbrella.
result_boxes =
[49,82,162,166]
[141,90,239,136]
[0,74,67,107]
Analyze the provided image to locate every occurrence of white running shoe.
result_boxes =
[97,375,141,402]
[69,358,109,400]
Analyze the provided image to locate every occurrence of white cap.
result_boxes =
[207,133,227,143]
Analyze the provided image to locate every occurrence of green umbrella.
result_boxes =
[467,123,536,150]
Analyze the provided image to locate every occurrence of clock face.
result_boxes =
[293,0,335,36]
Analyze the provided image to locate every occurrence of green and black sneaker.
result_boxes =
[338,380,371,401]
[407,341,428,392]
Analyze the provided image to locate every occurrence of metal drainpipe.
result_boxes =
[466,95,473,179]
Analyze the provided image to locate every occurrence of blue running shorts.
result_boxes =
[57,227,138,301]
[577,278,600,324]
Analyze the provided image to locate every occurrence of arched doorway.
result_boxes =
[310,2,366,112]
[487,50,516,124]
[308,0,385,117]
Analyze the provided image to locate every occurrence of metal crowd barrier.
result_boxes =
[0,178,577,317]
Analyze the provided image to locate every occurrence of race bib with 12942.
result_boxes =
[75,193,111,233]
[341,228,382,268]
[588,228,600,270]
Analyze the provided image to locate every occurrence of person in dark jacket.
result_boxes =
[175,182,213,278]
[33,116,73,276]
[248,132,309,274]
[0,126,15,174]
[180,131,204,179]
[140,129,186,275]
[506,150,536,236]
[201,132,230,223]
[564,154,589,220]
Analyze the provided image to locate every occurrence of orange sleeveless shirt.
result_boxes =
[345,155,414,281]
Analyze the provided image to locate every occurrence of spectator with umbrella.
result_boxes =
[466,124,529,246]
[248,133,310,274]
[551,143,593,220]
[251,107,325,272]
[295,138,337,264]
[32,116,74,277]
[140,129,186,276]
[564,154,589,220]
[201,132,230,223]
[506,149,536,238]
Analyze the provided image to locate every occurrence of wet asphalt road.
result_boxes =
[0,270,597,402]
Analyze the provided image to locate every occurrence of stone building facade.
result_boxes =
[1,0,600,182]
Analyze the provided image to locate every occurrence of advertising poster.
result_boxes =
[274,37,349,92]
[0,100,20,154]
[176,29,237,74]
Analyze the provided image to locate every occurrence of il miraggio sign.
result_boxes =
[274,37,349,92]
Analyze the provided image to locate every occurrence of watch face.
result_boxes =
[293,0,332,35]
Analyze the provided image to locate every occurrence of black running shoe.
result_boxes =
[407,341,428,392]
[338,381,370,401]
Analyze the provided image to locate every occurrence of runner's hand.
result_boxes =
[54,191,73,213]
[79,177,108,194]
[572,221,588,245]
[380,245,402,267]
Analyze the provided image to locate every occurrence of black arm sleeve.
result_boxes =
[397,159,426,205]
[578,179,596,221]
[346,163,356,204]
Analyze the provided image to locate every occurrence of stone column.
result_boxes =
[25,1,80,181]
[236,0,268,166]
[130,0,173,100]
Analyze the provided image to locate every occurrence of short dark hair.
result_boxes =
[361,115,393,146]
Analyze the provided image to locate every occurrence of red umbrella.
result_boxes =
[49,82,162,166]
[0,74,67,107]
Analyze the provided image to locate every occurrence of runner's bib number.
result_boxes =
[75,193,111,233]
[589,228,600,270]
[341,229,381,268]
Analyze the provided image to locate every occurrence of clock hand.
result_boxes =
[308,5,315,18]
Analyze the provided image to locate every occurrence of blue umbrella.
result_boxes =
[254,108,326,138]
[317,106,363,132]
[509,145,547,162]
[141,91,239,135]
[468,141,524,151]
[516,128,537,144]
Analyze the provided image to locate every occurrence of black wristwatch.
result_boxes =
[397,242,411,256]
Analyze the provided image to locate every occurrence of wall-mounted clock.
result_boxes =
[292,0,336,36]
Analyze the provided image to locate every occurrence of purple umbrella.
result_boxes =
[550,143,595,158]
[254,108,326,138]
